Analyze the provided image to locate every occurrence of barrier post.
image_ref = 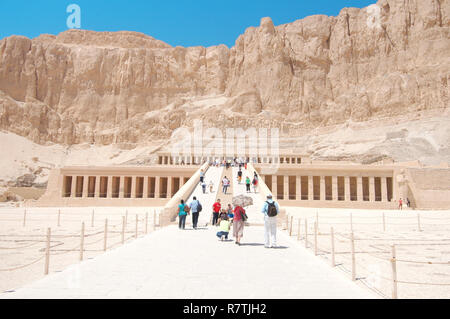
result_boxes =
[391,245,398,299]
[316,211,319,232]
[417,213,422,232]
[79,222,85,261]
[57,209,61,227]
[153,210,156,230]
[103,219,108,251]
[297,219,301,241]
[121,216,126,245]
[44,227,51,275]
[91,209,95,227]
[145,212,148,234]
[382,212,386,232]
[305,219,308,248]
[350,213,353,232]
[125,210,128,226]
[23,209,26,227]
[351,232,356,281]
[314,222,318,256]
[285,214,289,231]
[289,216,293,236]
[135,214,138,239]
[330,227,335,267]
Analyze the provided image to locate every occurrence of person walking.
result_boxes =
[252,176,258,193]
[261,194,279,248]
[209,180,214,193]
[212,199,221,226]
[399,198,403,210]
[178,199,189,230]
[406,198,411,208]
[189,196,202,229]
[233,205,246,245]
[245,176,251,193]
[222,176,230,194]
[237,169,243,184]
[201,181,207,194]
[199,169,205,184]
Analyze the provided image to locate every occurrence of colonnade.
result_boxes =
[158,155,304,165]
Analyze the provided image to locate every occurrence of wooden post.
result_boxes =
[316,211,319,231]
[391,245,398,299]
[103,219,108,251]
[44,227,51,275]
[135,214,138,239]
[23,209,26,227]
[285,214,289,231]
[417,213,421,232]
[125,210,128,226]
[305,219,308,248]
[153,210,156,230]
[121,216,126,245]
[289,216,293,236]
[57,209,61,227]
[79,222,85,261]
[330,227,335,267]
[145,212,148,234]
[382,212,386,232]
[351,232,356,281]
[297,219,301,241]
[314,222,318,256]
[91,209,95,227]
[350,213,353,232]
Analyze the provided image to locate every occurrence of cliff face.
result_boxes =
[0,0,449,147]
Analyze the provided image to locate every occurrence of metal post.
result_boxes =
[314,222,318,256]
[44,227,51,275]
[391,245,398,299]
[104,219,108,251]
[80,222,85,261]
[330,227,335,267]
[351,232,356,281]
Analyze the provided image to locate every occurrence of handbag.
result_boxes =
[238,207,248,222]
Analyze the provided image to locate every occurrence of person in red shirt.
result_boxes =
[233,205,246,245]
[212,199,221,226]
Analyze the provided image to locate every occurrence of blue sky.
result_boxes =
[0,0,376,47]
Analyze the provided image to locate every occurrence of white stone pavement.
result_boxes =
[0,165,378,299]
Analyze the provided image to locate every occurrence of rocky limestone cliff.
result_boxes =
[0,0,448,153]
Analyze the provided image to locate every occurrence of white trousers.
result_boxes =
[264,215,277,247]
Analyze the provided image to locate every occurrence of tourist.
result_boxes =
[209,180,214,193]
[212,199,221,226]
[261,194,280,248]
[237,169,243,184]
[245,176,251,193]
[222,176,230,194]
[233,204,246,245]
[407,198,411,208]
[218,209,228,223]
[189,196,202,229]
[399,198,403,210]
[252,176,258,193]
[178,199,188,230]
[199,169,205,184]
[201,181,207,194]
[216,215,231,241]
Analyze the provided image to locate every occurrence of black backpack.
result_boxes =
[197,202,202,213]
[266,201,278,217]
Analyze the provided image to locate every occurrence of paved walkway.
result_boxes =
[0,165,377,299]
[0,225,376,299]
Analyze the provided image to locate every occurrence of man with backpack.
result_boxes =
[189,196,202,229]
[261,194,280,248]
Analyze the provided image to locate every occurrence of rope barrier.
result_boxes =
[396,280,450,286]
[0,241,42,250]
[0,255,44,272]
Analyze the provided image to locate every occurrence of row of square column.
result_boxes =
[63,175,188,199]
[158,156,303,165]
[264,175,392,202]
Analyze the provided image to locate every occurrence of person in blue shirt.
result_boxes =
[261,194,280,248]
[189,196,201,229]
[178,199,188,230]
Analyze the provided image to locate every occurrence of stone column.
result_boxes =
[131,176,137,198]
[320,176,325,201]
[283,175,289,200]
[107,176,113,198]
[155,176,160,199]
[143,177,149,198]
[345,176,351,201]
[381,177,387,202]
[369,176,375,202]
[357,176,363,201]
[271,176,277,199]
[308,175,313,200]
[119,176,124,198]
[94,176,100,198]
[332,176,338,201]
[71,176,77,198]
[82,175,89,198]
[296,176,301,200]
[167,177,173,199]
[180,176,186,187]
